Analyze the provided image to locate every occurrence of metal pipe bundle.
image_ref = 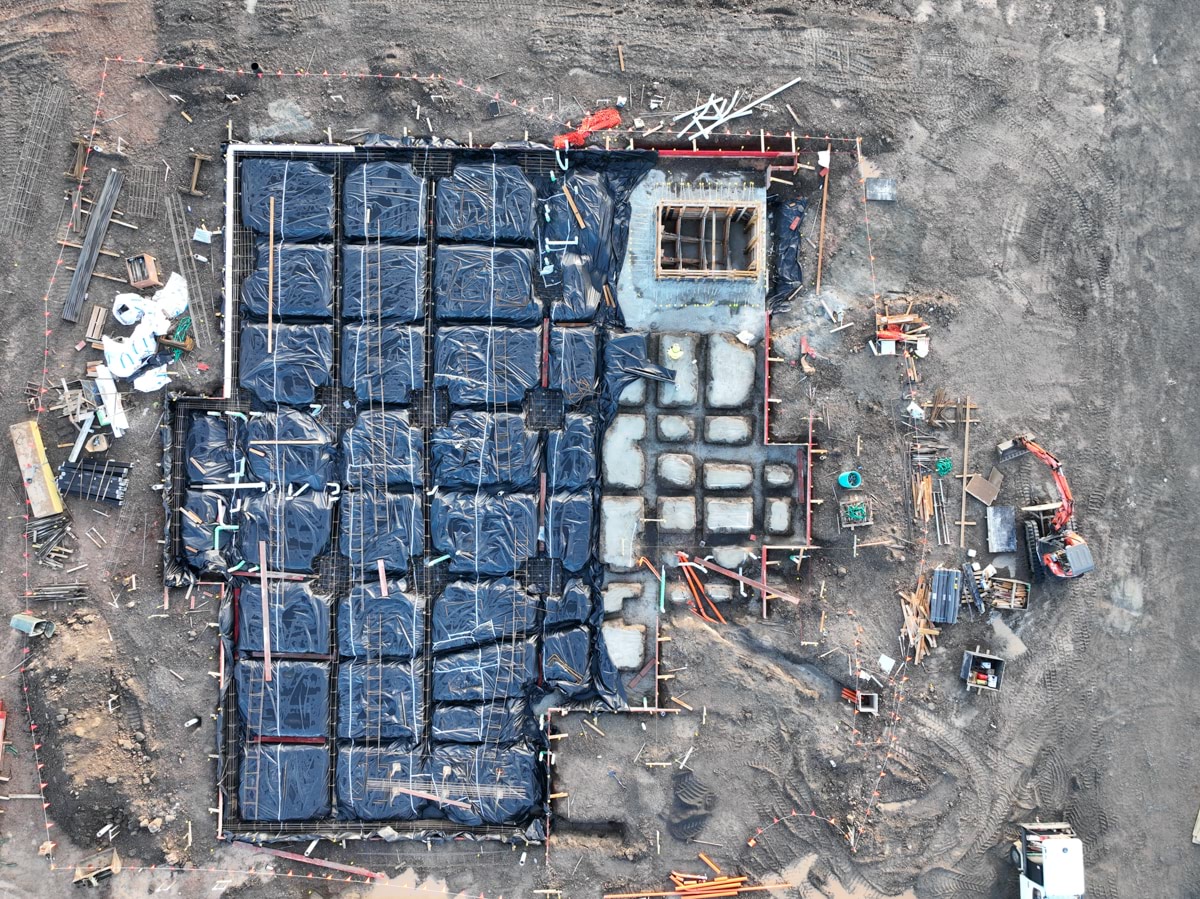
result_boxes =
[57,459,132,506]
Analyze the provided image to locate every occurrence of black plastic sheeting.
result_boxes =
[340,324,425,404]
[235,659,330,739]
[430,412,539,489]
[240,744,331,822]
[342,411,423,489]
[337,660,424,740]
[336,744,426,820]
[434,246,539,324]
[343,161,426,241]
[339,490,423,572]
[342,245,425,322]
[435,164,537,243]
[432,637,538,702]
[186,415,240,484]
[240,159,335,240]
[549,327,598,405]
[601,331,673,420]
[434,326,541,406]
[432,578,538,653]
[431,492,537,575]
[215,149,673,838]
[431,742,544,826]
[238,491,334,574]
[182,489,242,573]
[771,198,808,298]
[338,582,424,660]
[544,492,593,572]
[553,254,602,323]
[432,699,535,744]
[239,323,333,406]
[241,242,334,320]
[237,582,331,655]
[546,414,596,492]
[245,411,336,489]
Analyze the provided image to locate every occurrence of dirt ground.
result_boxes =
[1,1,1198,897]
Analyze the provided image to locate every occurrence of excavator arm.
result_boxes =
[1017,436,1075,532]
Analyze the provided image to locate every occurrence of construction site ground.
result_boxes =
[1,1,1198,898]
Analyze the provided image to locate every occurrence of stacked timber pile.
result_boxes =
[898,573,939,664]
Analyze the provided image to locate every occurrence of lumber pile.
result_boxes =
[898,573,939,664]
[604,858,792,899]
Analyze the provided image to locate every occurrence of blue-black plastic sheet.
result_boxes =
[435,164,537,242]
[432,637,538,702]
[244,410,335,489]
[342,244,425,322]
[544,492,593,572]
[337,660,424,740]
[337,581,424,660]
[181,490,241,573]
[432,578,537,653]
[340,324,425,404]
[549,327,598,405]
[431,699,534,745]
[240,159,335,240]
[342,411,423,489]
[434,326,541,406]
[240,744,331,822]
[431,492,537,575]
[434,246,539,324]
[772,198,808,294]
[343,161,426,241]
[336,744,427,820]
[237,581,331,655]
[185,415,240,484]
[543,626,593,698]
[238,323,333,407]
[430,412,539,489]
[546,414,596,491]
[430,742,543,826]
[339,490,423,572]
[240,242,334,320]
[238,491,334,573]
[235,659,330,739]
[544,579,597,629]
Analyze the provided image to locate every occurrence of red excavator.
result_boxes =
[997,435,1095,581]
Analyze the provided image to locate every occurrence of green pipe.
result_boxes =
[659,568,666,613]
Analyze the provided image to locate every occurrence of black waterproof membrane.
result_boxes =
[195,146,672,843]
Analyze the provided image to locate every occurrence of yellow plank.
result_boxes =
[10,421,64,518]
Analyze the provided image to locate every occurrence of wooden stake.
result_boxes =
[267,196,276,353]
[561,183,587,229]
[815,142,832,294]
[617,43,626,72]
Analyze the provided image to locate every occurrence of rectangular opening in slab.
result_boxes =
[655,202,760,280]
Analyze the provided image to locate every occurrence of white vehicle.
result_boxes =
[1010,821,1086,899]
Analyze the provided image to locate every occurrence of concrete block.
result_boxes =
[703,462,754,490]
[657,415,695,443]
[619,379,645,406]
[659,497,696,532]
[765,463,795,488]
[668,583,691,606]
[602,622,646,670]
[707,334,756,408]
[704,415,752,445]
[713,546,754,568]
[600,496,643,570]
[767,498,794,535]
[657,453,696,489]
[707,583,734,603]
[704,497,755,534]
[602,415,646,488]
[658,334,700,407]
[603,582,644,615]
